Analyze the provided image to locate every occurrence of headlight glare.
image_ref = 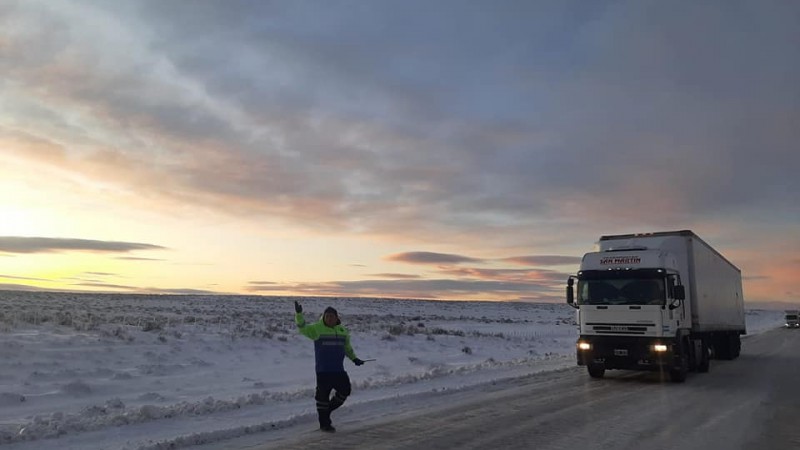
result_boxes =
[578,342,591,351]
[653,344,668,352]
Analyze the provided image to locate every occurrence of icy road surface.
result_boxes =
[251,328,800,450]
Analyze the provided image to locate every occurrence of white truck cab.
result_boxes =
[574,249,686,340]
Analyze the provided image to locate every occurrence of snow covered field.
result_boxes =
[0,292,784,450]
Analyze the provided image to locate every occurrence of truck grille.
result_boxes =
[586,323,654,335]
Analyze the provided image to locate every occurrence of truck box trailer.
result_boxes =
[567,230,745,382]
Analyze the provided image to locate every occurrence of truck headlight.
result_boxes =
[653,344,668,352]
[578,342,591,351]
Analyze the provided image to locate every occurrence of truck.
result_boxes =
[785,310,799,328]
[566,230,746,382]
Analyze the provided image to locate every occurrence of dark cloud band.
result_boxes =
[0,237,165,254]
[386,251,484,265]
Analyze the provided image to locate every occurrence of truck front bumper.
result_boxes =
[576,335,677,370]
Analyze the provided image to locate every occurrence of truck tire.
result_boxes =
[670,347,688,383]
[697,340,710,373]
[732,335,741,359]
[587,364,605,379]
[670,362,687,382]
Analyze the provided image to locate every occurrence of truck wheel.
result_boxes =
[587,364,605,379]
[670,354,688,383]
[697,341,710,373]
[732,335,741,359]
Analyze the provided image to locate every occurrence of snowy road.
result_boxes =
[251,328,800,450]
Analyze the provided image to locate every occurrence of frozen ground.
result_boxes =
[0,292,784,450]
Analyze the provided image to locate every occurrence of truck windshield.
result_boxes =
[786,315,798,320]
[577,271,666,306]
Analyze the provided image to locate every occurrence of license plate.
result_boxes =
[614,349,628,356]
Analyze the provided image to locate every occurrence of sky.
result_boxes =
[1,0,798,303]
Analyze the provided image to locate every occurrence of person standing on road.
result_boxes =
[294,301,364,433]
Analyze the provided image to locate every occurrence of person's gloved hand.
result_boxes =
[294,301,302,313]
[353,358,365,366]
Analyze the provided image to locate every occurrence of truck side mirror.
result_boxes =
[669,285,685,310]
[567,277,578,309]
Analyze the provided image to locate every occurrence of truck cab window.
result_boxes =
[578,274,666,306]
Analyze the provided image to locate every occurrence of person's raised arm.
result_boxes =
[294,301,319,340]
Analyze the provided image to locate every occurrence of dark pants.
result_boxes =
[315,371,352,427]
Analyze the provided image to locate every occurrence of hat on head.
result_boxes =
[323,306,341,325]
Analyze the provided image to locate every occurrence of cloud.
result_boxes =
[386,252,484,265]
[4,1,792,242]
[71,282,223,295]
[115,257,166,261]
[503,255,582,266]
[2,0,797,249]
[243,260,568,301]
[0,274,50,282]
[0,280,224,295]
[366,273,422,279]
[0,283,64,292]
[244,278,556,300]
[1,1,798,301]
[247,281,279,287]
[0,237,165,254]
[73,282,137,291]
[138,287,224,295]
[75,282,226,295]
[435,267,568,283]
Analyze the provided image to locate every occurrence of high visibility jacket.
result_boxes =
[296,312,358,373]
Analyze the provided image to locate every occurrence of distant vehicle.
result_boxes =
[567,230,746,382]
[785,310,799,328]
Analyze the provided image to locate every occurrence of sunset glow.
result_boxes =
[1,1,798,306]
